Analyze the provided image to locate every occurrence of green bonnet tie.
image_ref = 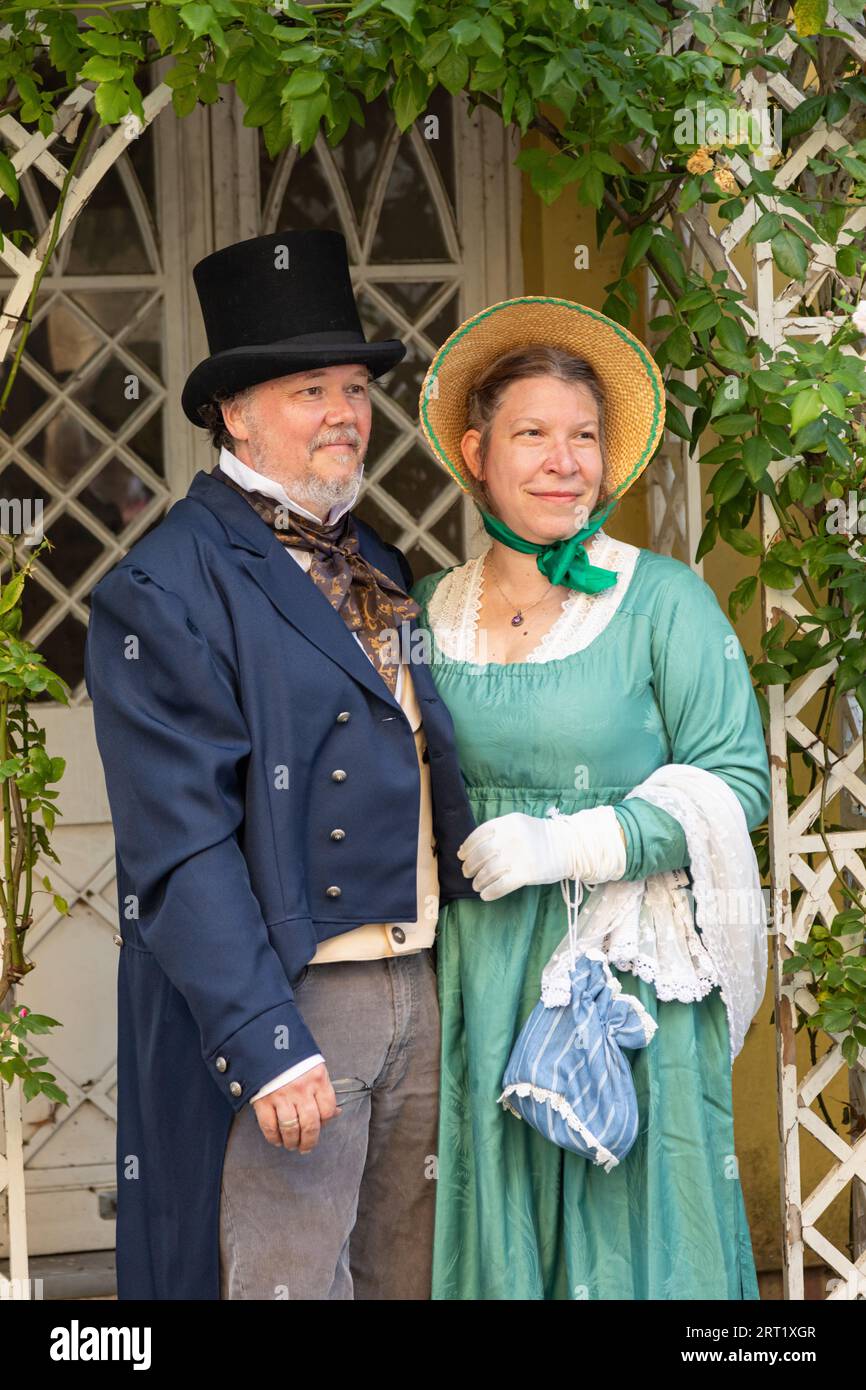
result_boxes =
[479,499,619,594]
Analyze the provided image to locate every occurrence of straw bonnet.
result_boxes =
[418,297,665,508]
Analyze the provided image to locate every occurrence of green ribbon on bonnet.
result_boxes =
[479,498,619,594]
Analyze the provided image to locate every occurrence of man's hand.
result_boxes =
[251,1063,341,1153]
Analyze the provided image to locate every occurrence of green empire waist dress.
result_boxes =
[410,528,771,1301]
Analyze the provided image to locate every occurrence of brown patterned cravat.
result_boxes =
[212,463,419,695]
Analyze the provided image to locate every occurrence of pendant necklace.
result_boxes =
[486,552,553,628]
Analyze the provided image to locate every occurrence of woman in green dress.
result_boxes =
[411,298,771,1300]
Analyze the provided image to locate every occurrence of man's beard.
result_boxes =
[245,413,365,513]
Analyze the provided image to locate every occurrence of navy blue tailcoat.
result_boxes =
[84,468,479,1300]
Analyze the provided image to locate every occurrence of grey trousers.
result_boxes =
[218,950,440,1300]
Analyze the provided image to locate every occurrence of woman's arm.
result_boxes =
[612,566,771,881]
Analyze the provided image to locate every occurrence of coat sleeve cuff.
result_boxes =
[205,1000,321,1112]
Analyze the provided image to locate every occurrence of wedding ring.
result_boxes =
[278,1117,300,1129]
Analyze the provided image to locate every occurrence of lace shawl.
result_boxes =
[541,764,767,1063]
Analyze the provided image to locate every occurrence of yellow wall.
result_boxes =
[518,137,850,1275]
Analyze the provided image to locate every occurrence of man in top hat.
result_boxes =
[84,228,479,1300]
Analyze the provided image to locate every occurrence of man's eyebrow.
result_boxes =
[294,367,371,381]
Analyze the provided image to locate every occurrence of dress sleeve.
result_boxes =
[612,567,771,881]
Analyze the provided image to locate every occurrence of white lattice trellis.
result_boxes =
[0,76,171,1299]
[644,4,866,1300]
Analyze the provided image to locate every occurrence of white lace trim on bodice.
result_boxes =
[425,528,640,663]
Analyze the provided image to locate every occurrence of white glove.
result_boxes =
[457,806,628,902]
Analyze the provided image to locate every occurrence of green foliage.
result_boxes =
[0,0,864,1064]
[0,540,71,1103]
[0,1006,68,1105]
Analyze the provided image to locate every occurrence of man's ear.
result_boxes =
[220,389,251,442]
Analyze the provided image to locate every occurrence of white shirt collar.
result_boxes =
[217,445,361,526]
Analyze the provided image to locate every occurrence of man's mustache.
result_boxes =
[310,428,363,453]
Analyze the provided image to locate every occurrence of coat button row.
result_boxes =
[229,1082,243,1097]
[326,885,342,898]
[215,1056,227,1072]
[336,711,351,723]
[330,828,345,841]
[331,769,347,782]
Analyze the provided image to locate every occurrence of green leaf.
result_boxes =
[448,18,480,46]
[836,244,860,277]
[479,16,504,55]
[665,402,691,441]
[662,325,693,369]
[621,223,654,275]
[709,461,747,505]
[437,46,469,94]
[759,555,798,590]
[282,68,324,98]
[746,211,783,244]
[149,4,180,52]
[716,316,748,354]
[382,0,418,25]
[676,176,703,215]
[79,55,125,82]
[789,385,824,433]
[0,152,19,209]
[751,368,786,393]
[392,67,427,131]
[729,574,758,620]
[691,302,721,333]
[771,229,808,280]
[742,435,772,483]
[667,378,702,409]
[724,527,763,557]
[172,86,199,119]
[289,90,329,153]
[751,661,793,684]
[179,2,217,38]
[418,33,451,69]
[94,81,130,124]
[714,412,757,436]
[0,572,25,615]
[818,381,846,418]
[648,233,686,291]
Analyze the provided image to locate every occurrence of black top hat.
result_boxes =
[181,229,406,425]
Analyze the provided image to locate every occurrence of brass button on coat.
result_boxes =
[326,885,342,898]
[331,769,347,782]
[330,828,346,841]
[215,1057,227,1073]
[113,933,123,947]
[229,1081,242,1097]
[336,711,351,723]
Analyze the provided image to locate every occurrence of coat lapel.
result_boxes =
[186,469,404,711]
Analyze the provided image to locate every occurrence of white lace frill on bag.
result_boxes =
[541,764,767,1063]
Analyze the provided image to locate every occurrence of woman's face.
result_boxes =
[460,376,604,544]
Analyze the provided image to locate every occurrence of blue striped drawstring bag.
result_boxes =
[497,813,658,1172]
